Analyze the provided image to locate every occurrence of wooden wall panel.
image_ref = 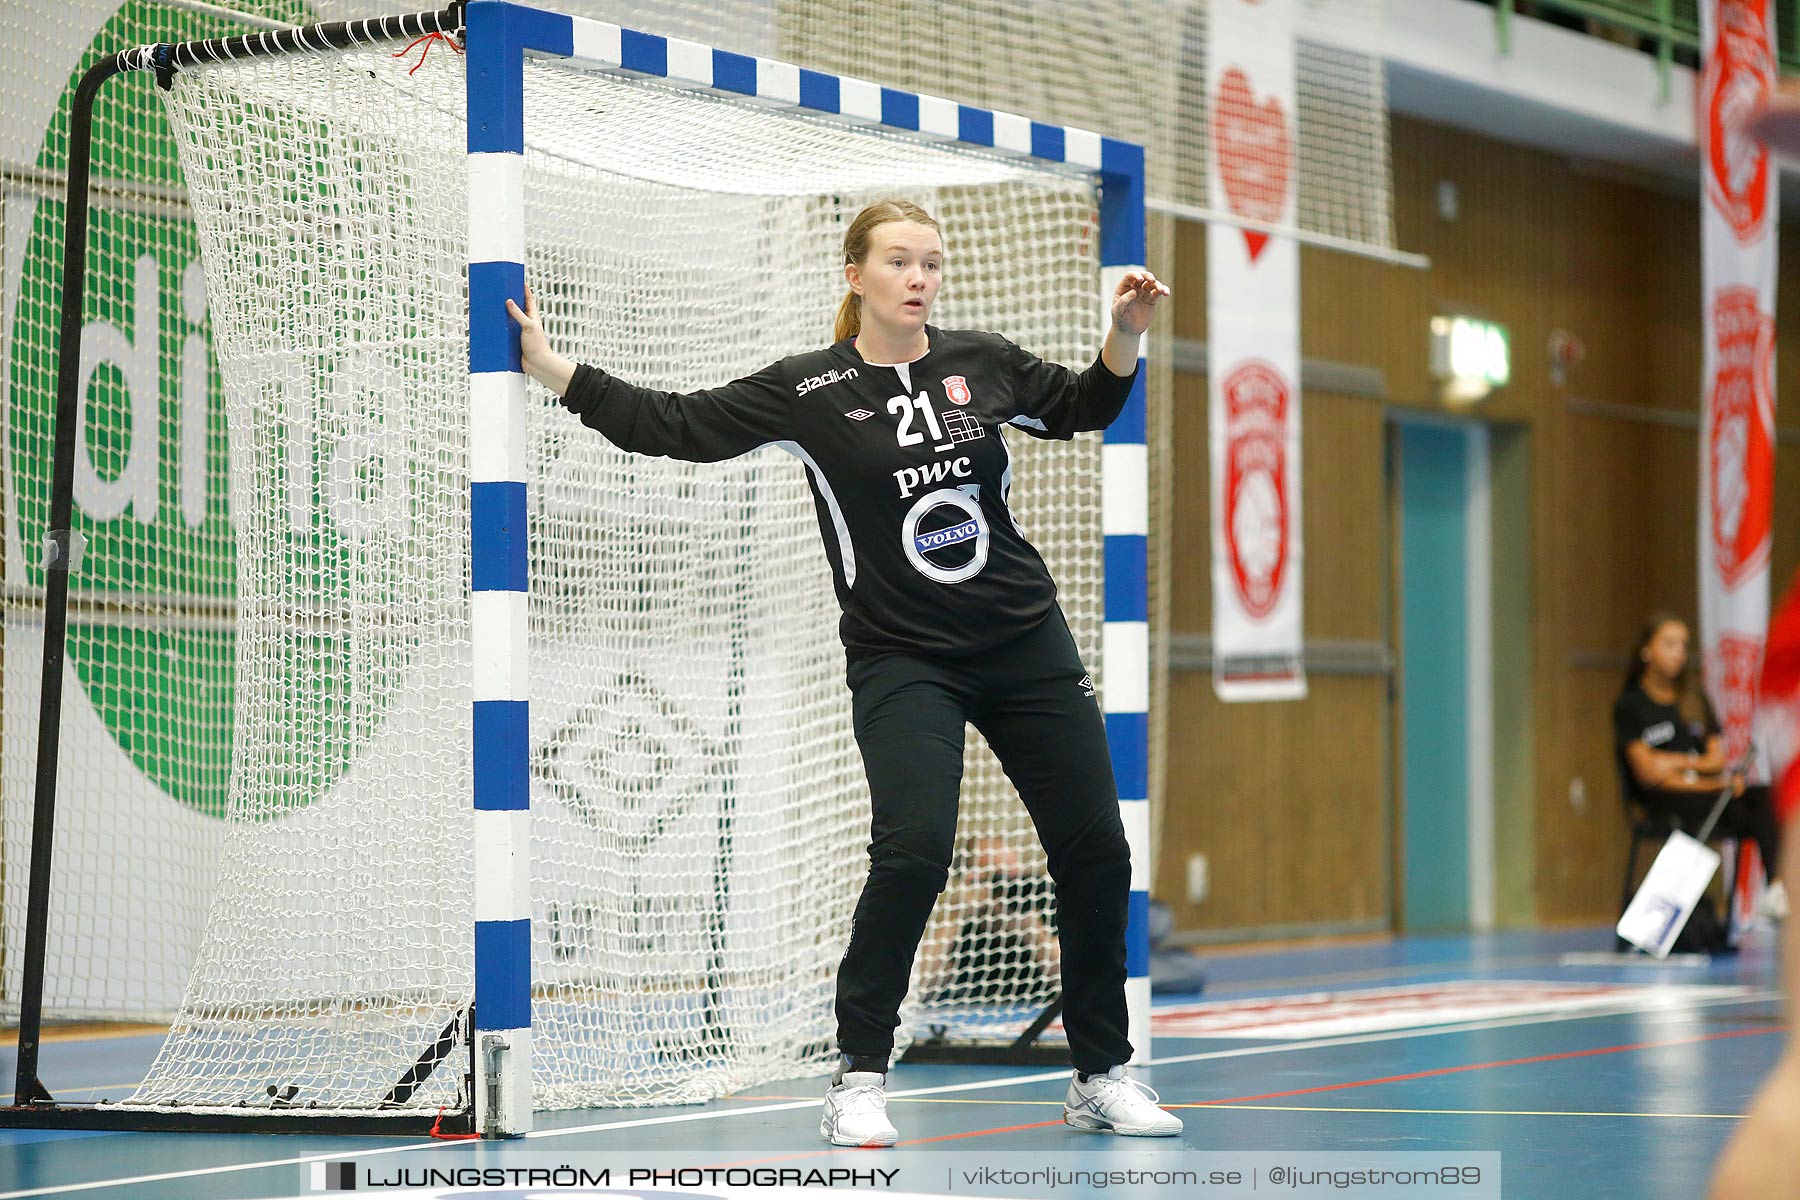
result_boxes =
[1161,333,1390,932]
[1298,396,1389,643]
[1547,415,1703,918]
[1776,450,1800,594]
[1541,666,1638,915]
[1562,416,1700,655]
[1157,109,1800,938]
[1163,671,1390,934]
[1168,370,1210,634]
[1300,230,1429,404]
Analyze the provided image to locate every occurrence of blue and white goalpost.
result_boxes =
[465,0,1156,1135]
[30,0,1154,1139]
[462,0,1152,1135]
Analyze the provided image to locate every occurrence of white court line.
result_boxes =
[1200,949,1681,995]
[0,987,1779,1199]
[1142,988,1780,1071]
[0,1135,454,1200]
[530,986,1781,1135]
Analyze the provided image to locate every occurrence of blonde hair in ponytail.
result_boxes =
[834,199,940,341]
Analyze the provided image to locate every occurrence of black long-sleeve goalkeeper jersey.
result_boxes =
[560,325,1135,657]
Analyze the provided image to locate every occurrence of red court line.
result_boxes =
[1189,1026,1776,1106]
[711,1024,1776,1167]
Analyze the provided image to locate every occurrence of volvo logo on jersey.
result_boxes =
[902,487,990,583]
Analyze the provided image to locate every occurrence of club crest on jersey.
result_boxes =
[943,375,972,405]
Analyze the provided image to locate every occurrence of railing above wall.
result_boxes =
[1490,0,1799,100]
[1169,635,1393,677]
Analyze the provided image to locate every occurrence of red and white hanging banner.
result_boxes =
[1208,0,1305,701]
[1699,0,1778,774]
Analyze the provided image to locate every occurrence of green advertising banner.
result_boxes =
[3,0,309,1019]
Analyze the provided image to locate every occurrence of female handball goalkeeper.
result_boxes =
[507,198,1179,1147]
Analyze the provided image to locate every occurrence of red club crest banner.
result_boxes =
[1709,633,1764,766]
[1221,362,1291,620]
[1702,0,1774,244]
[1700,0,1779,782]
[1211,67,1292,264]
[1208,0,1304,701]
[1705,288,1774,589]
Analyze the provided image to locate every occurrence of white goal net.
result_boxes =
[116,35,1103,1114]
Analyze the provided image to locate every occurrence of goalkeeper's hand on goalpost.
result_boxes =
[1101,269,1169,377]
[506,285,577,397]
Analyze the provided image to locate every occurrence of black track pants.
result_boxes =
[833,606,1134,1075]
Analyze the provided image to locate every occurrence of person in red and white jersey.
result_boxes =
[1710,88,1800,1198]
[1711,570,1800,1200]
[509,199,1182,1146]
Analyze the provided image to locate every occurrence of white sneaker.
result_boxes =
[1759,880,1789,923]
[820,1069,898,1147]
[1064,1066,1183,1137]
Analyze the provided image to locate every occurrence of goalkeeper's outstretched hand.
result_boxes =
[505,285,576,397]
[1110,269,1170,336]
[1100,269,1169,376]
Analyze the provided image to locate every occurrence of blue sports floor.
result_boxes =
[0,926,1786,1199]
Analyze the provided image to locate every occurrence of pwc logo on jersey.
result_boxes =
[893,456,973,499]
[943,375,972,405]
[797,366,858,395]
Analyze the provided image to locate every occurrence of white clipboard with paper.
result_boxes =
[1616,788,1734,958]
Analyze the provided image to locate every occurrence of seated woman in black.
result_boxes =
[1613,611,1784,916]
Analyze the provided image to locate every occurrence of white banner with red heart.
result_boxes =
[1699,0,1778,779]
[1208,0,1306,701]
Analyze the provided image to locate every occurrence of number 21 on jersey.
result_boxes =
[887,391,943,447]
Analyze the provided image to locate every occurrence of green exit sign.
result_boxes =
[1430,316,1509,402]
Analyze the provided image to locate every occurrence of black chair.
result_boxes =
[1617,753,1739,949]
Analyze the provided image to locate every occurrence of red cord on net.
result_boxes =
[392,30,464,76]
[429,1105,480,1141]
